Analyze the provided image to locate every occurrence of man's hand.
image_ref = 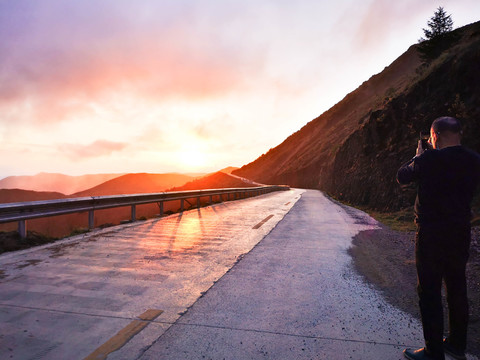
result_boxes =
[416,140,425,156]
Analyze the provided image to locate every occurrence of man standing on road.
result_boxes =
[397,116,480,360]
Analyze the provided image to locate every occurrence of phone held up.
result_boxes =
[420,131,432,151]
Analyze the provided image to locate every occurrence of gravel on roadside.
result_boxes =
[348,225,480,357]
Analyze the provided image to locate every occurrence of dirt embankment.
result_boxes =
[349,226,480,357]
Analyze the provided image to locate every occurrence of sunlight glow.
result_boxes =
[178,144,208,170]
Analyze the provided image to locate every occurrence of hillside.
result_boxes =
[0,189,66,204]
[169,172,259,191]
[71,173,196,197]
[0,173,123,195]
[218,166,239,174]
[234,21,480,211]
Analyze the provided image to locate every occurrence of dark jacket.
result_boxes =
[397,146,480,224]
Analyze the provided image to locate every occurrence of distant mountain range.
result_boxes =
[0,173,125,195]
[0,168,244,196]
[71,173,197,197]
[0,168,242,202]
[234,20,480,211]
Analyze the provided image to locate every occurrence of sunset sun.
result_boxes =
[178,146,208,170]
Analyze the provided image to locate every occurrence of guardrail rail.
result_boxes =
[0,185,289,238]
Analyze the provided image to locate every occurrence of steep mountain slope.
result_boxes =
[234,21,480,211]
[234,40,422,188]
[0,173,124,194]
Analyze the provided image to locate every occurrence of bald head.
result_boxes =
[431,116,462,134]
[430,116,462,149]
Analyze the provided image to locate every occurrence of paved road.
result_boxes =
[0,189,477,359]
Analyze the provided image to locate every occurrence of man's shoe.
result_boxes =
[403,348,444,360]
[443,339,466,360]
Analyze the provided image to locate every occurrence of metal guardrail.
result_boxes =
[0,185,289,238]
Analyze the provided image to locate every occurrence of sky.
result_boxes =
[1,0,479,178]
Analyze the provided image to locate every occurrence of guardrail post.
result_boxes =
[209,195,213,204]
[131,205,136,221]
[180,199,184,212]
[18,220,26,239]
[197,197,200,208]
[88,210,95,229]
[159,202,164,216]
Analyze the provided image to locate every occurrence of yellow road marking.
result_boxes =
[84,309,163,360]
[252,214,274,229]
[137,309,163,321]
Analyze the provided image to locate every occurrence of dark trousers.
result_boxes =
[415,221,470,358]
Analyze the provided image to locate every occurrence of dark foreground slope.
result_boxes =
[234,21,480,211]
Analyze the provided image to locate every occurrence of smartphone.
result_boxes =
[420,131,431,150]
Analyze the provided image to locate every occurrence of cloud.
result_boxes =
[0,1,259,125]
[58,140,128,160]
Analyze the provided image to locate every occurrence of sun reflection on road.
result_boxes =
[142,210,210,259]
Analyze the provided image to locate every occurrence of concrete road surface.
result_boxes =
[0,189,477,359]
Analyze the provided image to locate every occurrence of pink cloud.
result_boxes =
[58,140,128,160]
[0,2,257,125]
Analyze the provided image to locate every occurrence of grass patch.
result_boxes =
[354,205,480,233]
[69,227,89,237]
[366,208,416,232]
[328,193,416,232]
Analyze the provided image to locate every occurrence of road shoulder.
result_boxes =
[348,225,480,357]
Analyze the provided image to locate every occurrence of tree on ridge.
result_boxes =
[417,6,456,63]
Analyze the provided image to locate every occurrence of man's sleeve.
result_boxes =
[397,156,418,185]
